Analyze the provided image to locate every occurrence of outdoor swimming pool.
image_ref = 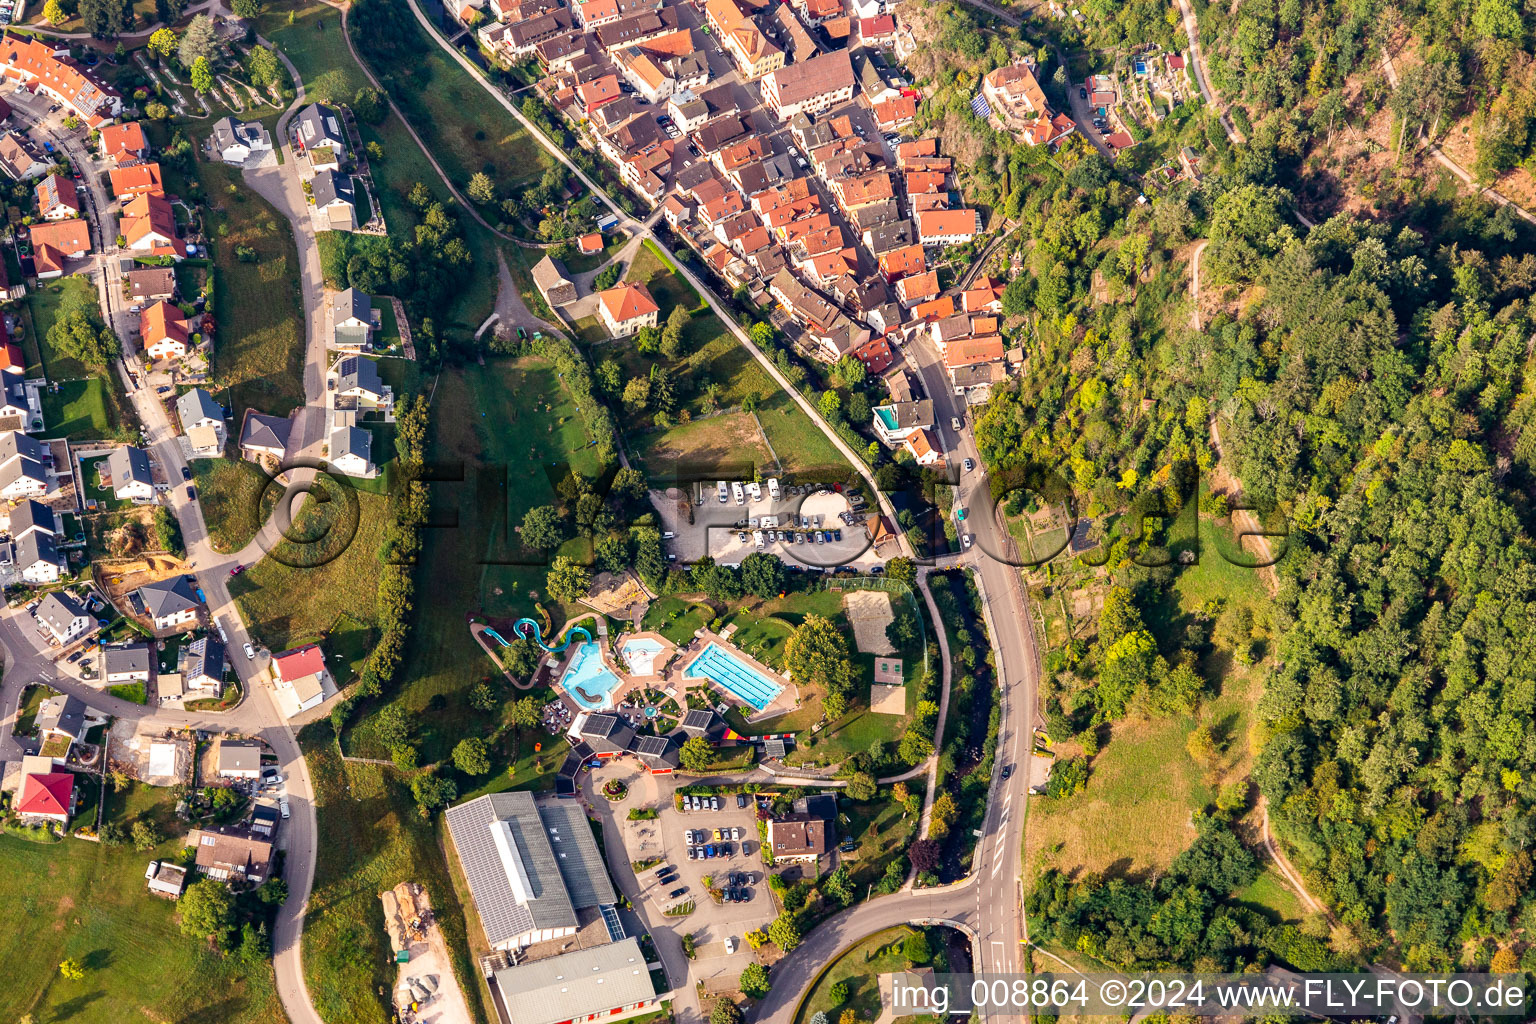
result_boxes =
[684,642,783,712]
[621,637,666,676]
[561,642,624,711]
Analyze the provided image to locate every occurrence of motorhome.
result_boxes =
[732,482,745,505]
[767,477,781,500]
[747,481,762,501]
[717,480,730,503]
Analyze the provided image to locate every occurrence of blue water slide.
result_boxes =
[512,618,593,653]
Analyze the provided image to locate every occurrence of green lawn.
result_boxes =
[342,356,603,765]
[257,3,371,105]
[41,377,117,439]
[193,458,270,553]
[0,782,285,1024]
[756,392,854,476]
[795,927,921,1024]
[640,596,715,644]
[79,453,135,511]
[228,478,389,652]
[347,0,554,199]
[198,154,307,420]
[623,240,700,315]
[563,231,630,275]
[107,681,148,704]
[28,275,99,379]
[298,723,492,1024]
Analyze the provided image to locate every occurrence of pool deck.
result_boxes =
[674,628,798,723]
[612,630,679,686]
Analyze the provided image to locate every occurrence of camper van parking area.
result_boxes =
[653,480,881,572]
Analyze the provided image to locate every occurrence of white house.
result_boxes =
[272,645,331,713]
[133,575,201,631]
[102,644,152,684]
[177,388,225,455]
[0,430,51,500]
[216,738,263,780]
[596,281,660,338]
[15,530,61,584]
[106,445,155,501]
[209,116,273,165]
[327,425,374,478]
[36,591,89,646]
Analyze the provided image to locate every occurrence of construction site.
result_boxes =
[380,881,474,1024]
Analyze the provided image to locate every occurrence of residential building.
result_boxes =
[295,102,348,168]
[13,529,61,583]
[574,0,659,28]
[872,399,934,445]
[35,693,86,743]
[596,280,660,337]
[872,93,916,130]
[857,13,896,46]
[981,59,1049,127]
[99,120,149,164]
[216,738,263,779]
[176,387,225,452]
[576,73,624,115]
[272,644,331,713]
[761,50,854,120]
[594,7,681,51]
[188,824,273,886]
[107,162,164,198]
[327,425,373,477]
[102,643,151,683]
[489,937,658,1024]
[141,299,191,361]
[531,254,577,308]
[330,287,375,348]
[239,411,291,462]
[209,116,273,164]
[15,771,74,825]
[182,635,226,695]
[774,4,817,61]
[34,173,79,219]
[0,34,121,125]
[106,444,154,500]
[133,575,201,630]
[125,266,175,304]
[705,0,783,81]
[7,497,56,542]
[903,426,942,465]
[28,217,90,264]
[332,355,391,409]
[443,790,618,951]
[120,192,184,259]
[36,591,88,645]
[0,131,47,179]
[0,429,50,498]
[767,812,833,863]
[916,208,981,246]
[249,803,280,838]
[312,170,358,232]
[894,269,939,307]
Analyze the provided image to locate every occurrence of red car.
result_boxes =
[228,564,245,577]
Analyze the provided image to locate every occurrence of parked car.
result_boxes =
[244,642,256,660]
[703,844,716,858]
[669,886,688,899]
[713,828,724,841]
[229,564,245,576]
[180,466,191,480]
[66,650,82,663]
[185,486,196,501]
[963,458,974,472]
[963,534,973,549]
[279,799,290,819]
[1079,87,1088,98]
[724,936,736,953]
[709,796,719,810]
[736,793,747,808]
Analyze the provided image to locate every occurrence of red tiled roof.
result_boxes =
[16,771,73,817]
[0,34,121,126]
[99,120,147,161]
[599,280,660,322]
[140,299,188,349]
[0,341,22,372]
[108,162,163,197]
[29,217,89,255]
[274,644,326,682]
[944,335,1005,367]
[579,232,604,253]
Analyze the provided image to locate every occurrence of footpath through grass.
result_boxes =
[0,782,285,1024]
[795,926,920,1024]
[299,723,491,1024]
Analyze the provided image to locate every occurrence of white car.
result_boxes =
[724,936,737,954]
[963,458,974,472]
[279,799,291,819]
[243,642,255,660]
[963,534,973,549]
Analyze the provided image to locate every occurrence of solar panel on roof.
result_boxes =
[970,94,992,119]
[601,904,625,942]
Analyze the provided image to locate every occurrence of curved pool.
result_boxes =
[561,642,623,711]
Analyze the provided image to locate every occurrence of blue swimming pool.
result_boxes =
[684,642,783,712]
[562,642,623,711]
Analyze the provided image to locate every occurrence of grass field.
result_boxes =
[197,156,307,420]
[229,479,388,651]
[343,357,603,765]
[258,3,371,105]
[641,596,715,644]
[298,723,491,1024]
[41,377,118,439]
[795,927,919,1024]
[29,276,104,380]
[193,458,270,553]
[624,240,699,315]
[0,782,285,1024]
[348,0,553,200]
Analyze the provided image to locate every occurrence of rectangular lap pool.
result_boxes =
[561,642,623,711]
[684,642,783,712]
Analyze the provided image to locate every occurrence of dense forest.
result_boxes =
[903,0,1536,971]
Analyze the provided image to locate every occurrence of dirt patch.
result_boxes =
[868,682,906,715]
[380,882,474,1024]
[841,591,895,654]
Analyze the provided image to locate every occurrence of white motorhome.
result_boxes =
[732,482,745,505]
[717,480,730,503]
[747,481,762,501]
[767,477,781,500]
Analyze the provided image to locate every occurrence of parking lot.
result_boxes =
[592,763,773,986]
[653,482,883,570]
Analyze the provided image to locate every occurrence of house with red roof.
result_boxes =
[99,121,149,165]
[16,770,74,825]
[0,35,122,127]
[120,192,184,259]
[35,173,79,220]
[141,300,191,362]
[272,644,332,714]
[597,280,660,337]
[108,161,164,198]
